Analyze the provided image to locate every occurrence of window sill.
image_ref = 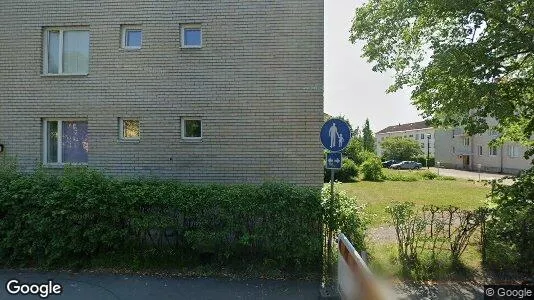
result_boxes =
[41,73,89,77]
[120,47,142,51]
[181,138,203,143]
[43,163,88,169]
[181,46,203,49]
[118,139,141,143]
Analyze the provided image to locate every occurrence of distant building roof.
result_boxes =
[376,121,431,134]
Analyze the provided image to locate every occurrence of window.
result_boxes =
[489,146,498,156]
[43,28,89,75]
[119,119,140,140]
[182,119,202,139]
[43,120,88,164]
[508,145,519,158]
[181,24,202,48]
[420,134,425,140]
[464,137,470,146]
[409,134,413,137]
[121,26,142,49]
[478,145,483,156]
[421,143,424,148]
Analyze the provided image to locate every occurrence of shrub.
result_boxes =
[324,158,359,183]
[321,184,367,252]
[0,166,325,271]
[420,170,438,180]
[383,171,419,182]
[484,168,534,274]
[360,156,384,181]
[386,202,486,266]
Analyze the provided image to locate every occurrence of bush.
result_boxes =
[324,158,359,183]
[420,170,438,180]
[321,184,367,252]
[383,171,419,182]
[360,156,384,181]
[484,168,534,274]
[0,165,325,271]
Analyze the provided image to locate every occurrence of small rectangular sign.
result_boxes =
[326,152,342,169]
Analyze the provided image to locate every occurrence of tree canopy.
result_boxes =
[381,137,424,161]
[350,0,534,159]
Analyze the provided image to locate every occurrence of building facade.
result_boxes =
[434,126,531,175]
[0,0,324,185]
[376,121,435,158]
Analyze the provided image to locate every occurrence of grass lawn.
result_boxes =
[340,169,492,227]
[335,169,492,280]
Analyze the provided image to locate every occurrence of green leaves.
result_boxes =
[351,0,534,155]
[0,166,324,271]
[381,136,424,161]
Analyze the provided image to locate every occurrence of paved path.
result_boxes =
[0,270,319,300]
[431,167,511,182]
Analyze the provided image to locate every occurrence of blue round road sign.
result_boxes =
[320,118,351,152]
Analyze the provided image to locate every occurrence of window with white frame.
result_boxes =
[464,137,470,146]
[121,26,142,49]
[489,146,498,156]
[182,118,202,139]
[181,24,202,48]
[420,134,425,140]
[421,143,424,148]
[508,145,520,158]
[43,28,90,75]
[119,119,140,140]
[43,120,88,164]
[478,145,483,156]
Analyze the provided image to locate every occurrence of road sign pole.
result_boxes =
[327,168,335,278]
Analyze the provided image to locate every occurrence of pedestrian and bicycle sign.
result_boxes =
[320,119,351,152]
[326,152,342,170]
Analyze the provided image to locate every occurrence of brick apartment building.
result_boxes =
[0,1,324,185]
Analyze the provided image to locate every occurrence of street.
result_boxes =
[0,270,318,300]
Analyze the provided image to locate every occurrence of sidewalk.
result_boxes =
[0,269,319,300]
[431,167,513,182]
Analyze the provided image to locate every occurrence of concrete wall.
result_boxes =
[0,0,324,186]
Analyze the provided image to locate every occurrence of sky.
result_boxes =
[324,0,422,133]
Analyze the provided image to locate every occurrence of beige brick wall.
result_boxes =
[0,0,324,186]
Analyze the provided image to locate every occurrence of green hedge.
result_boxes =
[0,166,325,271]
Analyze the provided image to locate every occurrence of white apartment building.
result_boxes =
[434,126,531,175]
[376,121,435,157]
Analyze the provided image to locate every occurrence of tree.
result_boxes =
[381,137,424,161]
[362,118,375,152]
[350,0,534,159]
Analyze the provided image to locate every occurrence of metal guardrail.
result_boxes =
[337,233,387,300]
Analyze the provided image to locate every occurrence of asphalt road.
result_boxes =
[0,270,319,300]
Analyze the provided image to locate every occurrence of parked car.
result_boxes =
[390,161,423,170]
[382,160,398,168]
